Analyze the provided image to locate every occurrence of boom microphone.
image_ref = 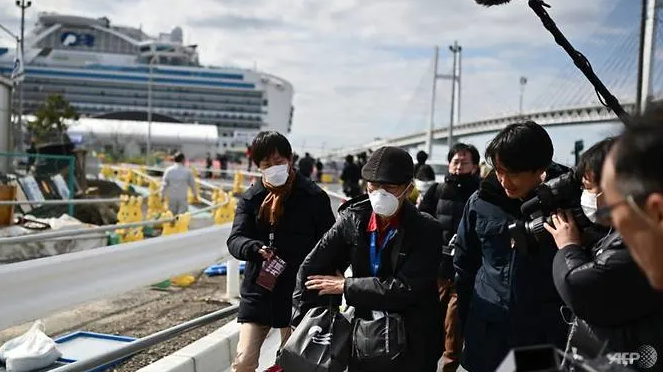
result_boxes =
[469,0,632,127]
[474,0,512,6]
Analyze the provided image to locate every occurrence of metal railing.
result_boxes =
[0,197,123,206]
[0,198,229,245]
[50,304,240,372]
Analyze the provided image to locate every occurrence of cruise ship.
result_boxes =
[0,13,294,149]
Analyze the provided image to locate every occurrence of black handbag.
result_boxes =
[351,311,407,371]
[278,305,352,372]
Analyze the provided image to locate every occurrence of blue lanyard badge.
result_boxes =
[369,229,397,277]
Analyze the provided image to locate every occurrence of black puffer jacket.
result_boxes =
[292,196,443,372]
[553,231,663,371]
[419,173,480,280]
[227,172,335,327]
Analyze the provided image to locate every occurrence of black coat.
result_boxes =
[454,166,570,372]
[292,196,443,372]
[553,231,663,371]
[419,174,480,280]
[227,172,336,328]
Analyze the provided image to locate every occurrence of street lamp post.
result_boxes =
[519,76,528,117]
[15,0,31,151]
[146,55,155,165]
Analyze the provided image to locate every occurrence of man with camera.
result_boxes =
[545,138,663,371]
[454,121,569,372]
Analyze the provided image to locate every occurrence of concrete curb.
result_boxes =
[137,319,241,372]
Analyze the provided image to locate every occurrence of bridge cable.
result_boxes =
[530,0,628,110]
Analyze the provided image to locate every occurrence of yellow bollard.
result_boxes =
[176,212,191,233]
[121,169,133,190]
[161,210,177,235]
[214,191,236,225]
[101,165,114,179]
[147,183,165,221]
[232,172,245,195]
[115,195,130,241]
[188,168,202,204]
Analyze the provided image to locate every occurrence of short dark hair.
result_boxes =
[174,152,185,163]
[448,143,480,165]
[250,131,293,166]
[613,104,663,197]
[576,137,615,185]
[416,150,428,164]
[485,121,553,172]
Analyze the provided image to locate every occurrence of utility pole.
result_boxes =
[447,41,461,150]
[456,45,462,126]
[425,43,462,158]
[146,55,155,165]
[519,76,528,116]
[425,46,440,158]
[635,0,658,116]
[15,0,31,151]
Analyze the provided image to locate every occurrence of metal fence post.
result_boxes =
[226,258,240,300]
[68,156,74,216]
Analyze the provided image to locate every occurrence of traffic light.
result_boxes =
[572,140,584,166]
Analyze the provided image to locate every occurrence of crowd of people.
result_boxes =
[224,104,663,372]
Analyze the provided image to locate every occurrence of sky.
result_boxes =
[0,0,646,156]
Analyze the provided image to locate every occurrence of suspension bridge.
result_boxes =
[328,0,663,163]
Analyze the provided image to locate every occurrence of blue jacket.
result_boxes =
[454,167,569,372]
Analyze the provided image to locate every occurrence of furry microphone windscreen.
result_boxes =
[475,0,512,6]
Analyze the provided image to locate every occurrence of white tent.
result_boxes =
[67,118,218,158]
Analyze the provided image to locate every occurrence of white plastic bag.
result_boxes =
[0,320,62,372]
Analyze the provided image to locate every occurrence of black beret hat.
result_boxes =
[361,146,414,185]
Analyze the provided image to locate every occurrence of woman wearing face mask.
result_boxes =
[292,146,444,372]
[545,138,663,371]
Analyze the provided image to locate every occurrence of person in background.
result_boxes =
[161,152,198,215]
[413,166,436,207]
[315,158,324,183]
[26,141,36,172]
[454,122,569,372]
[600,105,663,292]
[341,154,362,198]
[546,138,663,370]
[227,131,335,372]
[205,152,213,179]
[246,144,252,172]
[292,146,443,372]
[298,152,315,179]
[414,150,435,181]
[418,142,480,372]
[217,152,229,180]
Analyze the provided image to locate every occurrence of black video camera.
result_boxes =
[508,169,592,245]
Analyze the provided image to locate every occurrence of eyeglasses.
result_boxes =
[595,194,647,221]
[450,160,472,167]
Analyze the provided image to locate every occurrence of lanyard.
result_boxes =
[369,229,397,277]
[268,224,276,250]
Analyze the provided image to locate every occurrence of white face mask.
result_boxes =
[262,164,289,186]
[581,190,599,223]
[414,179,435,194]
[368,187,407,217]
